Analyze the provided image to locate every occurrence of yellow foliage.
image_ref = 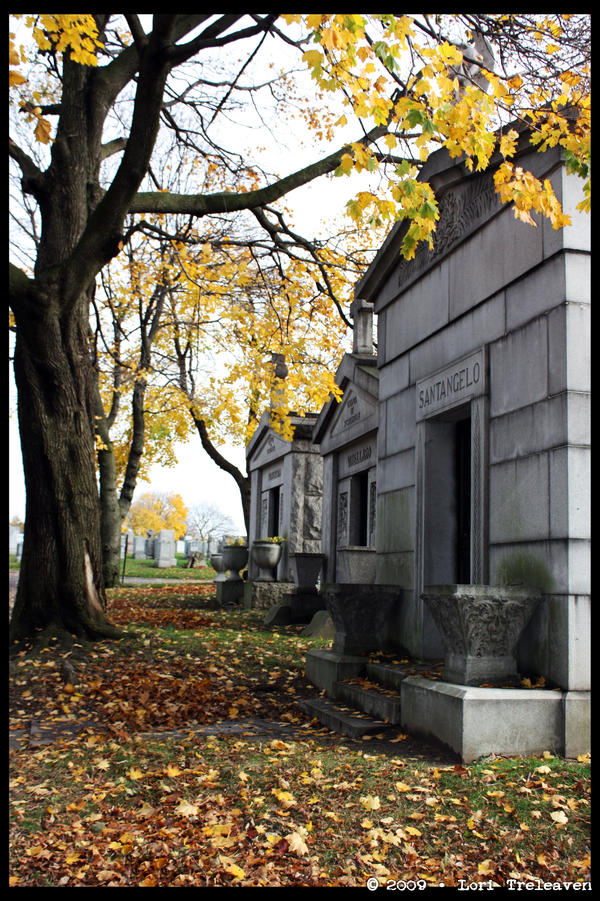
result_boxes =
[125,492,188,540]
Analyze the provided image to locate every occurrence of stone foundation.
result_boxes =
[243,581,295,611]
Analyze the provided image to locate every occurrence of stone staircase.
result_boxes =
[300,658,440,740]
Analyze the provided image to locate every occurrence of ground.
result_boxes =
[9,577,591,888]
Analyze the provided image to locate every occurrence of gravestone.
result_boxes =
[132,535,147,559]
[154,529,176,568]
[9,526,22,556]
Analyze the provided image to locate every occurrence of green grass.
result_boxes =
[10,553,216,581]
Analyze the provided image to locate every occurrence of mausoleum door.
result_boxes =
[423,408,472,586]
[268,486,281,538]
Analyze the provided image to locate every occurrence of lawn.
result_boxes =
[9,584,591,888]
[10,552,217,582]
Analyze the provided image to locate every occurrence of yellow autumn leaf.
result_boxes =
[478,859,495,875]
[360,794,381,810]
[394,781,411,792]
[551,810,569,826]
[220,856,245,880]
[174,800,199,817]
[405,825,421,837]
[286,831,309,856]
[127,766,143,780]
[165,763,180,777]
[361,818,374,829]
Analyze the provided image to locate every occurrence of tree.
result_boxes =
[186,503,237,544]
[9,14,590,646]
[125,492,188,541]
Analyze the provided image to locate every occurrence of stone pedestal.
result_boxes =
[287,587,325,622]
[421,584,542,686]
[323,583,404,656]
[243,581,295,611]
[216,581,244,607]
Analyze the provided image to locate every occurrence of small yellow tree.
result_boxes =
[125,492,188,541]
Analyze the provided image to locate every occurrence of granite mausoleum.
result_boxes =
[302,132,590,761]
[245,410,325,620]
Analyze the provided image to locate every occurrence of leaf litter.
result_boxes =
[9,584,591,887]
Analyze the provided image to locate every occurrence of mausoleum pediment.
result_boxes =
[248,427,290,471]
[315,363,378,456]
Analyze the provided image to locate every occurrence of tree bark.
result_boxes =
[10,289,122,645]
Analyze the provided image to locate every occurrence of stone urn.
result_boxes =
[251,540,283,581]
[221,544,249,582]
[210,552,227,582]
[290,552,324,589]
[421,584,542,686]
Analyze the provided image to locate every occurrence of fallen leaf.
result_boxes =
[551,810,568,826]
[175,800,199,817]
[360,795,381,810]
[286,831,309,856]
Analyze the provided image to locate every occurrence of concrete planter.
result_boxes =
[421,584,542,686]
[323,583,403,656]
[336,547,376,583]
[251,541,283,581]
[221,545,248,582]
[210,553,227,582]
[290,552,324,589]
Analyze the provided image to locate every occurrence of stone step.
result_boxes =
[335,679,403,724]
[366,661,411,692]
[366,659,444,691]
[299,698,397,740]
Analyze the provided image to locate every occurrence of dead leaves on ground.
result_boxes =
[9,586,592,887]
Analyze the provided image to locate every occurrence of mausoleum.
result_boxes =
[245,409,324,618]
[303,129,590,761]
[313,297,379,585]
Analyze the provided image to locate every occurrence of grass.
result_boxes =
[9,584,591,888]
[10,553,216,582]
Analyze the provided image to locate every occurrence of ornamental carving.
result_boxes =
[397,170,500,290]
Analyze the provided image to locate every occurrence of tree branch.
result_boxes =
[129,124,388,216]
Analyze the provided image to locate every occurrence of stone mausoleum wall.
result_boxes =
[355,135,590,695]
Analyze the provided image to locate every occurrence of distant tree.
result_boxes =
[125,492,188,541]
[186,503,237,544]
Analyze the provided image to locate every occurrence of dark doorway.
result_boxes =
[456,417,471,583]
[349,470,369,546]
[268,486,280,537]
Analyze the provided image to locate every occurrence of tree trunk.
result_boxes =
[9,293,122,646]
[93,385,123,589]
[190,410,251,535]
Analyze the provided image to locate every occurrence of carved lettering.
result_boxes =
[417,351,485,420]
[346,445,372,468]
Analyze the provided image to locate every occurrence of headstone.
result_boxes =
[132,535,147,559]
[9,526,22,556]
[154,529,176,568]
